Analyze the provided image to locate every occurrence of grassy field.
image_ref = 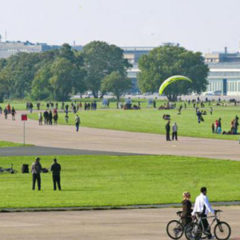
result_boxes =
[29,105,240,140]
[0,141,27,148]
[0,155,239,209]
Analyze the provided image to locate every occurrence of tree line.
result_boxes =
[0,42,209,102]
[0,41,131,102]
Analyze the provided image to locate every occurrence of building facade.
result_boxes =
[205,49,240,96]
[0,41,59,58]
[122,47,153,93]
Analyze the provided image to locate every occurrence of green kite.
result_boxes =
[159,75,192,95]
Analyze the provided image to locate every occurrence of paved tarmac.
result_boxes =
[0,206,239,240]
[0,146,141,156]
[0,112,240,239]
[0,111,240,160]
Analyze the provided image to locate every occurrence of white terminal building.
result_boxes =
[204,48,240,96]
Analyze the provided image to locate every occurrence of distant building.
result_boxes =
[205,47,240,96]
[0,41,60,58]
[122,47,154,93]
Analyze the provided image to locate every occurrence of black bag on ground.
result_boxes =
[22,164,29,173]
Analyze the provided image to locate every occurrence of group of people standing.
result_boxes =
[32,157,61,191]
[165,120,178,141]
[230,115,239,134]
[0,104,16,120]
[212,118,222,134]
[38,110,81,132]
[38,109,58,125]
[212,116,239,135]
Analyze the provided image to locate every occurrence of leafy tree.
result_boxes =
[0,59,7,69]
[101,71,131,108]
[30,44,85,100]
[59,43,75,62]
[31,65,53,100]
[49,57,86,101]
[0,53,41,98]
[82,41,131,98]
[0,59,8,101]
[138,44,209,101]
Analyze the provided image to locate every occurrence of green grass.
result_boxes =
[0,141,28,148]
[30,105,240,140]
[0,155,239,208]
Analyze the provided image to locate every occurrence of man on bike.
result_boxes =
[192,187,215,239]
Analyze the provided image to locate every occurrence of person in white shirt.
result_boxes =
[192,187,215,239]
[172,122,178,140]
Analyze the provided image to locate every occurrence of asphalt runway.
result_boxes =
[0,146,142,156]
[0,112,240,239]
[0,111,240,160]
[0,207,239,240]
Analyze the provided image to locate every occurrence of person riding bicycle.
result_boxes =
[192,187,215,239]
[182,192,192,226]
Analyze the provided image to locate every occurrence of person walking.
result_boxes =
[53,112,58,125]
[192,187,215,239]
[211,123,215,133]
[234,115,239,134]
[50,158,61,191]
[210,107,213,115]
[197,110,202,123]
[48,110,53,125]
[31,157,42,191]
[43,110,48,125]
[75,114,80,132]
[38,112,43,125]
[11,107,16,120]
[165,120,171,141]
[4,107,8,119]
[172,122,178,140]
[182,192,192,226]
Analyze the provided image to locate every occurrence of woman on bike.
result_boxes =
[182,192,192,226]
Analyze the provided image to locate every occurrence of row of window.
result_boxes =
[209,72,240,77]
[208,80,240,92]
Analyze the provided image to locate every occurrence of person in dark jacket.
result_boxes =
[50,158,61,190]
[43,110,48,125]
[182,192,192,226]
[165,120,171,141]
[48,110,53,125]
[75,114,80,132]
[32,157,42,190]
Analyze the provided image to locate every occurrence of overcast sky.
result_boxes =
[0,0,240,53]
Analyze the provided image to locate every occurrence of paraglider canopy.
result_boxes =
[159,75,192,95]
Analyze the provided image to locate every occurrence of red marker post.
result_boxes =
[21,114,28,145]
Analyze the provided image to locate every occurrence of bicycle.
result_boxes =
[166,211,186,239]
[0,163,16,174]
[185,210,231,240]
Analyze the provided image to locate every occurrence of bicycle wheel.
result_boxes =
[214,221,231,240]
[166,220,184,239]
[185,222,202,240]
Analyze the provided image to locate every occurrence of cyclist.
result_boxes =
[182,192,192,226]
[192,187,215,239]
